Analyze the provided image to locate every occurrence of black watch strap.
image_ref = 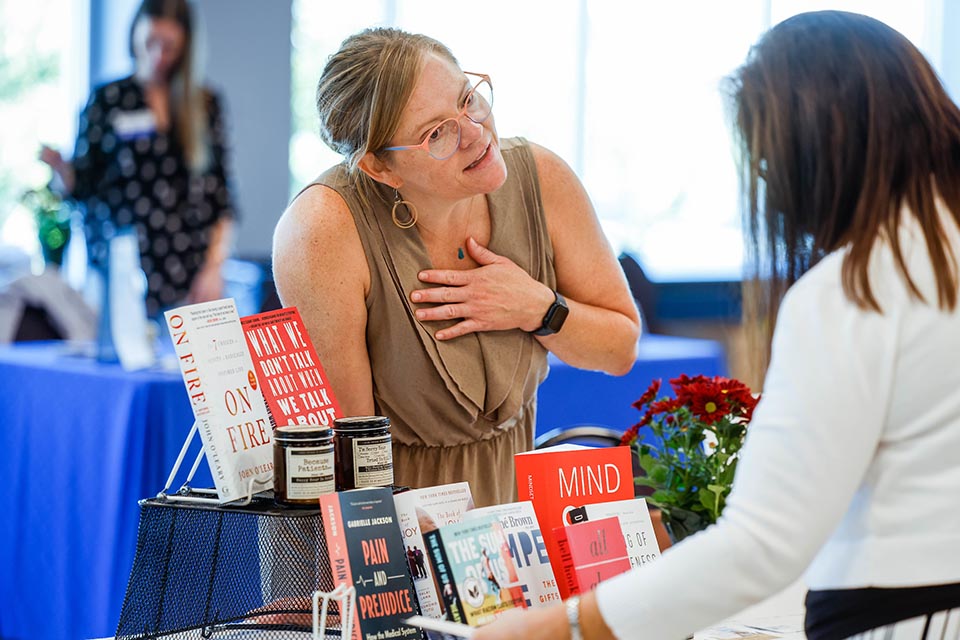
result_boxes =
[532,290,569,336]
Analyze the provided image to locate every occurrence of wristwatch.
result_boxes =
[532,290,569,336]
[566,595,583,640]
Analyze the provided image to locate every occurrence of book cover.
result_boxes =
[240,306,341,429]
[514,444,634,598]
[553,516,631,595]
[320,487,422,640]
[570,498,661,570]
[463,501,561,608]
[423,515,526,627]
[393,483,475,621]
[164,299,274,502]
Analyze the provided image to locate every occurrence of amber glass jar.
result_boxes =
[333,416,394,491]
[273,425,335,506]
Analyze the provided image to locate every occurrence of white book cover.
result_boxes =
[164,298,274,502]
[463,501,562,608]
[393,482,475,620]
[576,498,661,569]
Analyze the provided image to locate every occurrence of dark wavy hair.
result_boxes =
[728,10,960,374]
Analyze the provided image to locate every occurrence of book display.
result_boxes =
[113,297,664,639]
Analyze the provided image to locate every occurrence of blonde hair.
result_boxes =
[315,28,458,205]
[130,0,210,174]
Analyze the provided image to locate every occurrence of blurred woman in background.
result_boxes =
[41,0,236,317]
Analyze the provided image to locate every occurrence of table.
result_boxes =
[535,334,728,439]
[0,341,202,640]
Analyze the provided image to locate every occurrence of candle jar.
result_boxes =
[273,425,335,507]
[333,416,394,491]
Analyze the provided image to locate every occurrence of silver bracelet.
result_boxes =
[566,595,583,640]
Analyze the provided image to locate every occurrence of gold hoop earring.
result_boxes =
[391,189,418,229]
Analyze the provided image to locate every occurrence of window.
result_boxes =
[290,1,944,280]
[0,0,87,264]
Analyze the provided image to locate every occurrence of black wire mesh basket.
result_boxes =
[115,492,340,639]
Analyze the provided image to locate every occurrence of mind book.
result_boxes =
[164,298,274,503]
[320,487,422,640]
[514,444,633,598]
[240,306,341,429]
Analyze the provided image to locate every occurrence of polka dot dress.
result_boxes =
[72,76,236,318]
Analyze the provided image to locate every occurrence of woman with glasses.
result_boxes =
[273,28,640,507]
[475,10,960,640]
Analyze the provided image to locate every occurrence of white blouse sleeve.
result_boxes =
[596,268,900,640]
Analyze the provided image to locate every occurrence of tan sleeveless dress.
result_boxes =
[307,137,554,506]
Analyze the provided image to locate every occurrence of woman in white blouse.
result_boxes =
[475,10,960,640]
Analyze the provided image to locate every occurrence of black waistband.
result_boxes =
[805,582,960,640]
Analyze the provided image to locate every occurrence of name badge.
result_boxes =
[113,109,157,140]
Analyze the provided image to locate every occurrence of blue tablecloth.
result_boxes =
[0,335,725,639]
[536,334,728,438]
[0,342,202,640]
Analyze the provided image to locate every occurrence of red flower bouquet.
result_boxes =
[621,375,760,542]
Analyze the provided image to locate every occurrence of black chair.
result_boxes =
[618,252,658,334]
[534,424,624,449]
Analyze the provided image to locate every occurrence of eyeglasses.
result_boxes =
[382,72,493,161]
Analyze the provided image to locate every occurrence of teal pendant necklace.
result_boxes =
[457,246,465,260]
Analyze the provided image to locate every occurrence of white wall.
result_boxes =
[200,0,291,260]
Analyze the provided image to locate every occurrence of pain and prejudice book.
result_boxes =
[320,487,423,640]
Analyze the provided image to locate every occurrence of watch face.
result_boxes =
[546,301,569,332]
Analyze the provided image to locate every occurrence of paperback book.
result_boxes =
[393,483,475,621]
[240,306,341,429]
[553,516,631,595]
[423,515,526,627]
[320,487,423,640]
[569,498,661,569]
[164,298,274,502]
[462,501,561,608]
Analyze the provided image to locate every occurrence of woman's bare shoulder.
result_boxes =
[273,184,369,292]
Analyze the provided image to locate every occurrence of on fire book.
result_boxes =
[240,306,342,429]
[514,444,634,598]
[320,487,423,640]
[164,298,274,503]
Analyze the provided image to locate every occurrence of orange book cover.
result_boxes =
[514,444,633,598]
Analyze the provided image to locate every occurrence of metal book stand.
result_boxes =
[113,421,354,639]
